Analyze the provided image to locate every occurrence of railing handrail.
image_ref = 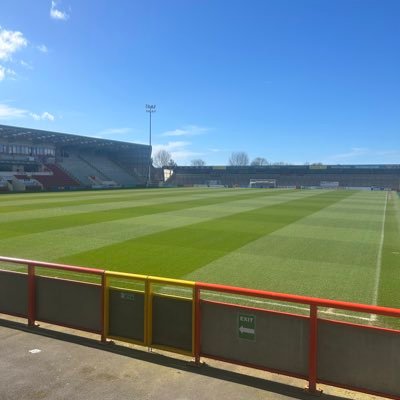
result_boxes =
[0,256,104,276]
[1,255,399,318]
[197,282,400,318]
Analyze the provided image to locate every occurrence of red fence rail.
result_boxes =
[195,282,400,399]
[0,256,105,340]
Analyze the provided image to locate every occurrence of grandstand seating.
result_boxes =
[2,124,399,192]
[14,175,43,191]
[166,166,400,190]
[59,153,109,186]
[0,177,11,192]
[79,153,137,187]
[0,124,151,192]
[34,164,80,189]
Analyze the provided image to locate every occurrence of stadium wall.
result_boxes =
[1,256,399,399]
[166,165,400,190]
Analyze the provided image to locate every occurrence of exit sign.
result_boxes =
[238,313,256,341]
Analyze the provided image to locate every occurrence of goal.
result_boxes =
[249,179,276,188]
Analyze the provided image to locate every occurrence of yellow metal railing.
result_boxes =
[147,276,195,357]
[103,271,148,346]
[103,271,195,356]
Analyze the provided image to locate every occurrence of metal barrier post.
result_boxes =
[308,304,318,393]
[101,273,107,342]
[194,285,201,364]
[147,279,153,351]
[27,264,36,327]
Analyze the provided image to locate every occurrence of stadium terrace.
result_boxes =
[0,124,151,192]
[1,124,400,193]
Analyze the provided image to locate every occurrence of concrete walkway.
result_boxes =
[0,317,382,400]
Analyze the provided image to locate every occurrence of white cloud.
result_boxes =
[50,1,70,20]
[0,65,17,80]
[152,141,204,163]
[0,27,28,61]
[160,125,210,137]
[0,102,55,121]
[20,60,33,69]
[37,44,48,53]
[0,103,27,119]
[29,111,55,121]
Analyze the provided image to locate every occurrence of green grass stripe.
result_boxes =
[187,191,386,306]
[0,190,319,262]
[0,187,270,224]
[58,190,352,277]
[0,189,293,240]
[0,186,199,201]
[378,192,400,313]
[0,187,234,212]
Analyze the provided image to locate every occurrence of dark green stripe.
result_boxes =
[59,191,352,277]
[0,188,231,213]
[378,194,400,328]
[0,190,292,239]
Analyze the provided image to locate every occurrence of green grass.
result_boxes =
[0,187,398,328]
[379,192,400,309]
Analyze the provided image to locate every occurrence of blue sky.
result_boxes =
[0,0,399,165]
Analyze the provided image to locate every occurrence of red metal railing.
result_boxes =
[0,256,106,340]
[195,282,400,398]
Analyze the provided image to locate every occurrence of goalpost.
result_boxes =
[249,179,276,188]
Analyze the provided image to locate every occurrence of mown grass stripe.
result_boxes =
[372,191,388,307]
[0,189,292,240]
[186,191,386,306]
[0,188,274,224]
[378,192,400,309]
[0,187,235,212]
[0,190,319,262]
[0,186,200,201]
[58,190,352,277]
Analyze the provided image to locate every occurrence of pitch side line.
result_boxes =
[21,269,375,322]
[162,285,374,322]
[370,191,389,321]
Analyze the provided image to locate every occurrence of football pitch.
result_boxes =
[0,187,399,326]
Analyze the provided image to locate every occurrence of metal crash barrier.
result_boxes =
[195,282,400,399]
[103,273,195,356]
[1,256,400,399]
[0,256,105,338]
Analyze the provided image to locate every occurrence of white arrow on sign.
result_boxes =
[239,326,255,334]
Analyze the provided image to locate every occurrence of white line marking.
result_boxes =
[2,266,374,322]
[164,286,374,322]
[22,269,375,322]
[370,192,388,321]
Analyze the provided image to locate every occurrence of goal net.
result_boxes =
[249,179,276,188]
[320,181,339,189]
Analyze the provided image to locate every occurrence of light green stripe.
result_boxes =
[0,190,319,261]
[187,191,387,304]
[0,188,268,223]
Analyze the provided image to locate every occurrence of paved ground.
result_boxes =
[0,317,384,400]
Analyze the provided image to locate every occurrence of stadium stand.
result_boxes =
[0,124,151,192]
[14,175,43,191]
[165,165,400,190]
[58,153,109,186]
[79,152,138,186]
[40,163,80,189]
[1,124,399,192]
